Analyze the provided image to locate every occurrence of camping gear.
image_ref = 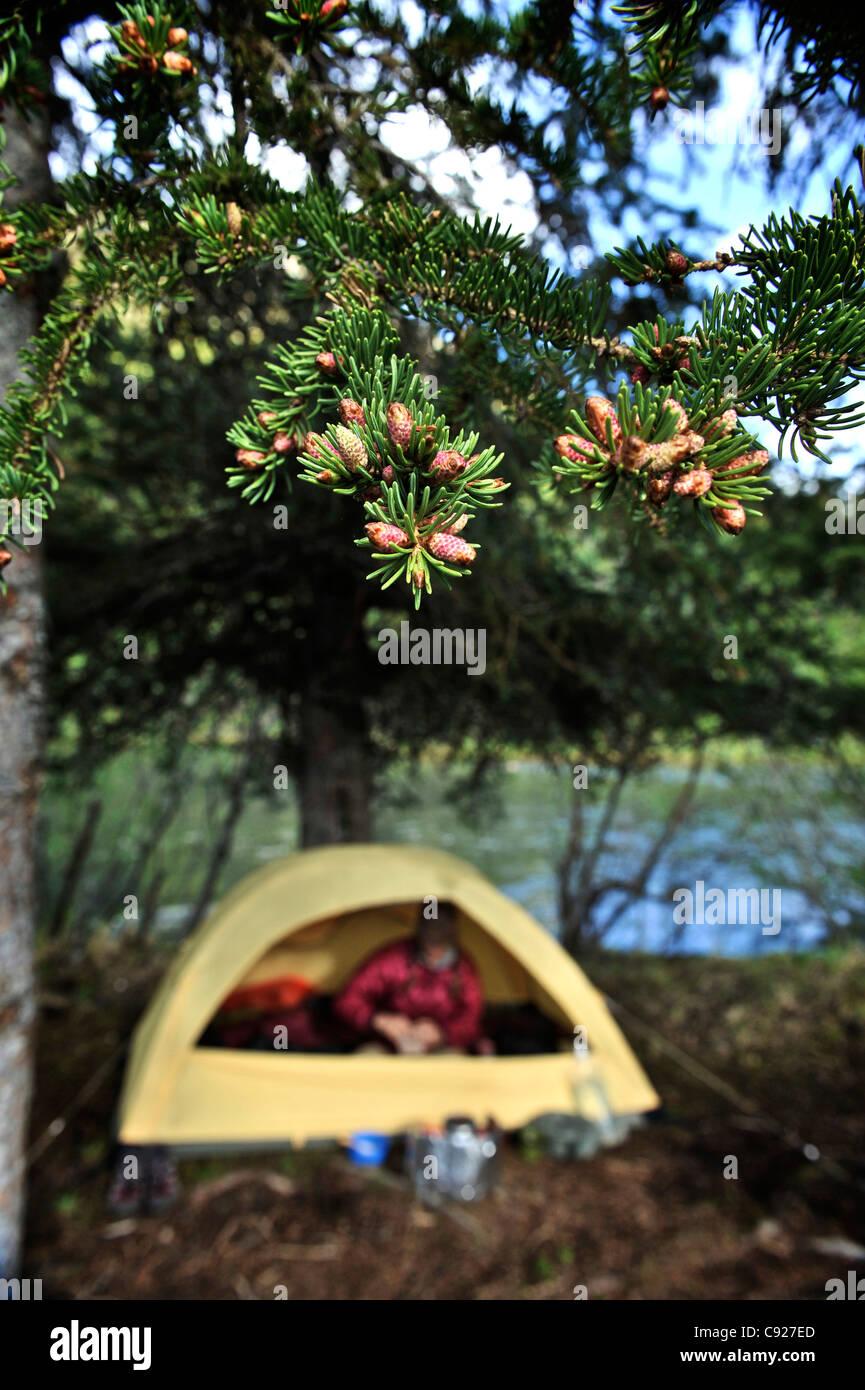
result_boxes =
[406,1118,500,1202]
[347,1132,391,1166]
[106,1145,179,1216]
[115,844,659,1148]
[218,974,314,1016]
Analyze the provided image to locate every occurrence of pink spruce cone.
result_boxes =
[713,504,747,534]
[661,397,689,434]
[555,434,603,463]
[365,522,410,551]
[673,468,713,498]
[386,402,414,450]
[235,448,266,470]
[304,431,326,459]
[703,408,738,441]
[426,532,476,564]
[585,396,622,448]
[713,449,769,478]
[429,449,468,481]
[338,398,367,428]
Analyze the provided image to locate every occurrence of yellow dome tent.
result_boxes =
[116,844,659,1146]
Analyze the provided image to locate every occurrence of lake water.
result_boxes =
[42,755,865,956]
[203,760,864,956]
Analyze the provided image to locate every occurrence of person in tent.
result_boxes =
[333,901,486,1053]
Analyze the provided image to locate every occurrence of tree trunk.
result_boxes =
[299,702,374,847]
[297,582,374,848]
[0,107,50,1278]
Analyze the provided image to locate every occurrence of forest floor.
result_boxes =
[23,939,865,1300]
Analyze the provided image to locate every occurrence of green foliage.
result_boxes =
[0,0,863,606]
[552,381,771,534]
[607,183,865,461]
[614,1,865,114]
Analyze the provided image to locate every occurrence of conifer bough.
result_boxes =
[1,0,864,601]
[228,307,507,609]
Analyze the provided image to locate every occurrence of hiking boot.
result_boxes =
[106,1146,149,1217]
[147,1146,179,1214]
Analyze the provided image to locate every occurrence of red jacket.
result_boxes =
[333,940,484,1049]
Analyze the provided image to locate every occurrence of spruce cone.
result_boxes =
[257,410,278,426]
[0,549,12,570]
[555,434,601,463]
[426,532,476,564]
[121,19,146,48]
[167,27,189,45]
[338,398,367,428]
[713,449,769,478]
[381,464,395,484]
[304,431,323,458]
[334,425,367,472]
[0,223,18,253]
[385,401,413,450]
[673,468,713,497]
[665,250,688,277]
[585,396,622,448]
[647,471,674,504]
[703,408,738,441]
[315,351,340,376]
[272,431,297,454]
[713,503,747,534]
[428,449,467,481]
[366,522,409,551]
[164,51,194,73]
[235,448,266,470]
[649,86,669,112]
[619,436,649,473]
[660,398,689,434]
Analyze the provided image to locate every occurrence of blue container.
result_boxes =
[347,1131,391,1166]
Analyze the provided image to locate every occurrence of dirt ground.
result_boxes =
[23,940,865,1300]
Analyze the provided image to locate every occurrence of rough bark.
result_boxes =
[0,106,50,1278]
